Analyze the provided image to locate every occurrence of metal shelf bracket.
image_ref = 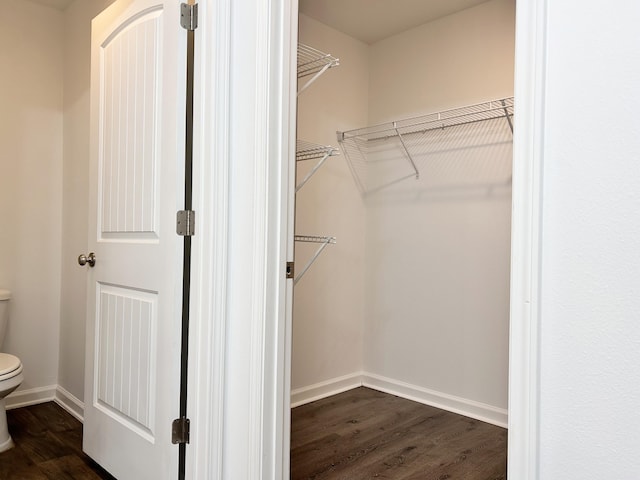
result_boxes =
[293,235,336,285]
[297,44,339,96]
[295,140,340,192]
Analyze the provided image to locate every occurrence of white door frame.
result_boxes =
[184,0,230,478]
[191,0,547,478]
[187,0,297,478]
[507,0,547,478]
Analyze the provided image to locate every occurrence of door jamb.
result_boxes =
[186,0,230,478]
[191,0,547,478]
[188,0,297,478]
[507,0,547,478]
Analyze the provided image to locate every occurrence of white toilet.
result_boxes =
[0,288,23,452]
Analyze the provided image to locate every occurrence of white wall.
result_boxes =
[363,0,515,411]
[59,0,116,403]
[0,0,115,403]
[367,0,515,125]
[292,15,369,392]
[0,0,63,391]
[539,0,640,476]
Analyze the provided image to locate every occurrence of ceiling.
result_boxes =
[299,0,492,44]
[29,0,491,43]
[29,0,74,10]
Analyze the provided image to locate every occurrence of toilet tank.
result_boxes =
[0,289,10,348]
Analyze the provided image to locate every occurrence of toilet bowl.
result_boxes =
[0,353,23,452]
[0,289,23,453]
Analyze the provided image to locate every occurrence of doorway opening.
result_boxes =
[290,0,516,477]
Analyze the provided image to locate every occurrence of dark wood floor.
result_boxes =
[0,402,115,480]
[1,389,506,479]
[291,387,507,480]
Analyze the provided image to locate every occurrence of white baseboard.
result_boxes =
[290,372,364,408]
[5,385,56,410]
[54,386,84,422]
[5,384,85,423]
[9,378,505,429]
[289,371,508,428]
[362,372,508,428]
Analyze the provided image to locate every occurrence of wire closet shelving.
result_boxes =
[337,97,514,194]
[294,140,340,284]
[297,43,339,96]
[294,45,341,284]
[295,140,340,192]
[292,235,336,285]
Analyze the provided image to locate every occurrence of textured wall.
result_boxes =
[539,0,640,476]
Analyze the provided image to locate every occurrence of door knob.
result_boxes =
[78,252,96,267]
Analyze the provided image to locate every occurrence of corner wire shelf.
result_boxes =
[337,97,514,194]
[293,235,337,285]
[294,46,340,284]
[296,140,340,192]
[297,43,339,96]
[294,142,338,281]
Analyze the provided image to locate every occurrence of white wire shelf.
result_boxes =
[297,43,339,96]
[337,97,514,194]
[295,140,340,192]
[293,235,336,285]
[295,235,336,243]
[295,45,340,281]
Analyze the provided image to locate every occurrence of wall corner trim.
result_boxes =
[290,372,508,429]
[363,373,508,428]
[54,385,85,422]
[5,384,84,422]
[290,372,364,408]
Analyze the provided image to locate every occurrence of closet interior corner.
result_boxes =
[291,0,515,476]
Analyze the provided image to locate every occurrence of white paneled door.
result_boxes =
[83,0,185,478]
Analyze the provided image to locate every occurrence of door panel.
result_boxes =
[100,8,160,237]
[96,286,157,440]
[84,1,185,478]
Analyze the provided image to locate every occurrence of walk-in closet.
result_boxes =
[290,0,515,477]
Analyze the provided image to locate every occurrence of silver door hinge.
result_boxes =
[180,3,198,31]
[177,210,195,236]
[172,417,190,444]
[286,262,295,279]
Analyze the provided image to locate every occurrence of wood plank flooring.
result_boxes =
[291,387,507,480]
[2,389,506,479]
[0,402,114,480]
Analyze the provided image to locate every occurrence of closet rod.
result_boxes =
[294,235,336,285]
